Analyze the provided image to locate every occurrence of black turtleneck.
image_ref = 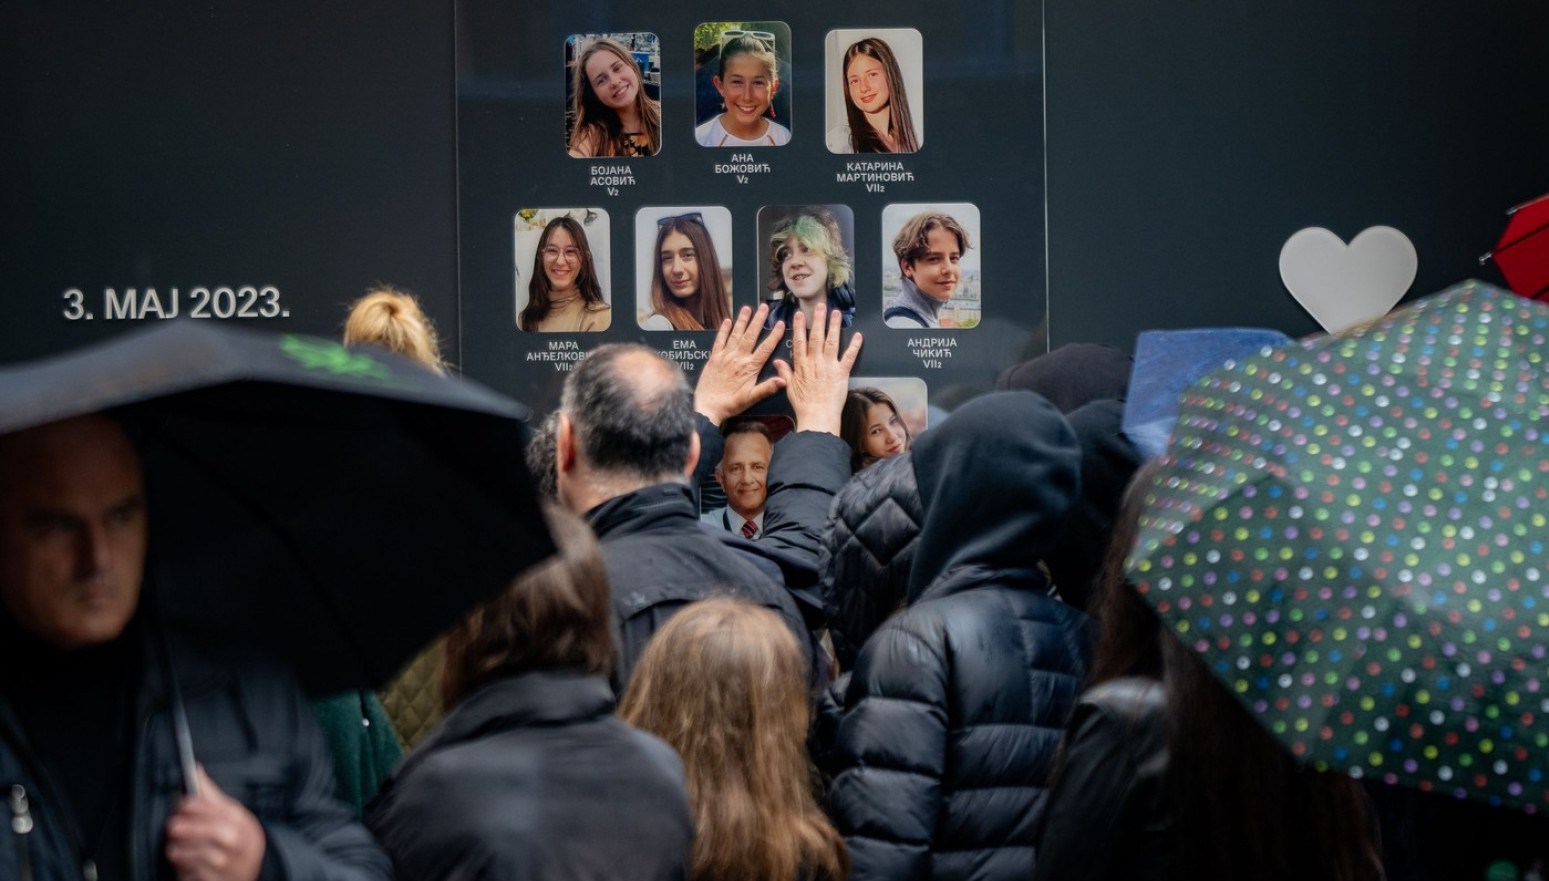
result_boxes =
[0,612,142,881]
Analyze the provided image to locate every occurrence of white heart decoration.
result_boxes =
[1278,226,1418,333]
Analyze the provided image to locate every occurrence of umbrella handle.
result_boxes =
[150,599,201,798]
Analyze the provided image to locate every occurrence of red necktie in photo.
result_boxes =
[742,519,757,539]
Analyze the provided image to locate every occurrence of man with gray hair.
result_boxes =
[555,303,860,687]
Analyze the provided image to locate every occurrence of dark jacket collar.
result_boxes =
[586,483,699,539]
[415,671,614,756]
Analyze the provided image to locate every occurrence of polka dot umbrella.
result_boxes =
[1127,280,1549,811]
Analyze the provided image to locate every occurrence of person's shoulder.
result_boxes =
[699,506,727,526]
[599,716,689,781]
[1082,677,1166,722]
[581,303,612,332]
[825,125,853,153]
[568,125,603,157]
[884,312,926,329]
[694,116,723,145]
[640,312,673,331]
[768,121,792,145]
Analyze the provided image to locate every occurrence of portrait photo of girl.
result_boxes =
[758,205,857,330]
[565,34,662,158]
[634,207,734,331]
[514,209,613,333]
[841,378,927,472]
[693,23,792,148]
[824,29,924,154]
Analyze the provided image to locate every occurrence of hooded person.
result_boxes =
[994,343,1133,414]
[827,391,1092,881]
[1043,399,1145,613]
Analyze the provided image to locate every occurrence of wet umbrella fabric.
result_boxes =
[1127,281,1549,810]
[0,321,554,696]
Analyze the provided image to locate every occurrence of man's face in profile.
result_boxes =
[716,431,772,520]
[0,415,148,649]
[902,227,962,303]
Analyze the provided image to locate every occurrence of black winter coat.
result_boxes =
[818,451,924,670]
[588,483,814,688]
[1032,678,1169,881]
[0,623,390,881]
[812,452,923,778]
[368,670,693,881]
[828,392,1092,881]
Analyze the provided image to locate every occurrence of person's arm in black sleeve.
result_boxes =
[760,430,851,564]
[827,618,947,881]
[1033,681,1167,881]
[764,304,862,564]
[265,667,394,881]
[690,412,724,494]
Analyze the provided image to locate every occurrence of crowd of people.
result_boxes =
[2,285,1546,881]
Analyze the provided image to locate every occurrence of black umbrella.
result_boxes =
[0,321,555,696]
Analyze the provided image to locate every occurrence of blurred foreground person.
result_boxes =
[0,415,389,881]
[828,392,1089,881]
[621,599,847,881]
[368,502,693,881]
[1032,463,1384,881]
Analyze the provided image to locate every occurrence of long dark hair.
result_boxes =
[568,38,661,157]
[650,215,731,331]
[520,216,606,332]
[840,387,908,473]
[840,38,918,154]
[1080,461,1385,880]
[1163,635,1385,880]
[1085,458,1165,685]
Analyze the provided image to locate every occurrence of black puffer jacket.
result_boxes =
[827,392,1092,881]
[368,670,692,881]
[812,452,924,777]
[817,452,924,670]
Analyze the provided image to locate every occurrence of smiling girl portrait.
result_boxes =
[514,209,613,333]
[634,206,734,331]
[566,34,662,158]
[824,29,924,155]
[694,24,792,148]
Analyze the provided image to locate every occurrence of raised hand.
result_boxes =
[694,304,788,425]
[776,304,863,436]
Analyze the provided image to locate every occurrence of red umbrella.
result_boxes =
[1482,192,1549,301]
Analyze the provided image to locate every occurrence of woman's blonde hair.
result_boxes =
[342,286,447,373]
[619,599,848,881]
